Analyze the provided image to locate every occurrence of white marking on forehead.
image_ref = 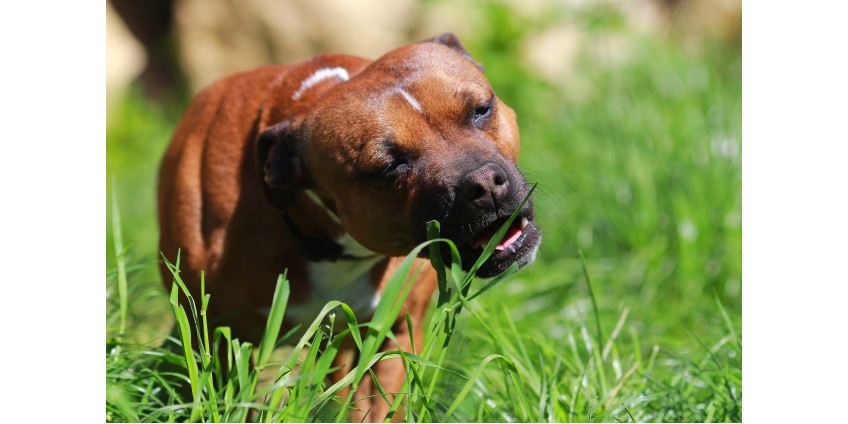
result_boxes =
[291,67,350,101]
[395,87,424,114]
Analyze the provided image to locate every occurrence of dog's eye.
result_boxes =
[474,105,490,118]
[365,156,410,182]
[384,158,410,176]
[471,100,494,127]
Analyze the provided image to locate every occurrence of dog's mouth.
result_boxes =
[468,215,530,251]
[443,209,542,278]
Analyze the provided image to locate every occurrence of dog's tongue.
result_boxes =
[495,226,523,251]
[470,219,526,250]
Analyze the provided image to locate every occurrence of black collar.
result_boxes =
[279,210,379,262]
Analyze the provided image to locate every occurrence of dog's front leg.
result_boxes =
[350,262,436,422]
[349,312,424,423]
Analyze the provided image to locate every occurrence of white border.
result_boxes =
[745,1,848,422]
[3,1,104,420]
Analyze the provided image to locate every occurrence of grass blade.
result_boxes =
[578,250,604,351]
[443,354,528,421]
[109,178,128,338]
[465,262,519,302]
[714,289,741,350]
[256,273,290,369]
[168,283,202,421]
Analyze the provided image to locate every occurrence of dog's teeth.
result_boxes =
[470,235,491,250]
[520,217,528,230]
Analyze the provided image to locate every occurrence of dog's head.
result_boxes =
[257,33,541,277]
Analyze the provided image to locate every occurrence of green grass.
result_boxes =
[106,4,741,421]
[107,197,536,422]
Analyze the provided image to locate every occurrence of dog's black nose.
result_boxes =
[458,162,510,210]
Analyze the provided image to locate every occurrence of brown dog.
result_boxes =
[157,33,541,421]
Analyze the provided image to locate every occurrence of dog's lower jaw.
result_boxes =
[415,213,543,278]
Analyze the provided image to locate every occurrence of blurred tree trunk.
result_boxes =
[110,0,184,100]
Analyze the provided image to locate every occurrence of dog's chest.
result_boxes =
[284,235,384,327]
[273,190,385,327]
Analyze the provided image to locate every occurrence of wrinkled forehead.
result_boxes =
[312,62,490,128]
[369,44,491,104]
[302,43,494,151]
[328,44,486,100]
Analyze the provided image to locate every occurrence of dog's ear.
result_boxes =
[424,32,484,72]
[256,120,308,210]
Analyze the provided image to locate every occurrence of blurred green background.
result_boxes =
[107,0,741,420]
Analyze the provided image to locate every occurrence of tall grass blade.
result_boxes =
[443,354,531,421]
[419,345,447,422]
[109,178,128,338]
[200,272,212,365]
[603,307,630,360]
[256,273,290,369]
[623,403,637,423]
[578,249,604,350]
[313,351,388,409]
[425,221,465,297]
[168,283,202,421]
[684,327,739,411]
[714,289,740,350]
[426,220,449,304]
[465,262,519,302]
[570,355,593,422]
[279,300,346,376]
[291,329,324,417]
[266,299,350,417]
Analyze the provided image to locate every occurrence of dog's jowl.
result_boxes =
[157,33,541,421]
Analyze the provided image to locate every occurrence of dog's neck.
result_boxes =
[279,188,384,327]
[280,189,379,262]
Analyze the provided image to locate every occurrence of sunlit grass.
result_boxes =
[107,190,538,422]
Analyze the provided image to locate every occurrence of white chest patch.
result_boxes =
[291,67,350,101]
[284,255,384,327]
[276,189,384,327]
